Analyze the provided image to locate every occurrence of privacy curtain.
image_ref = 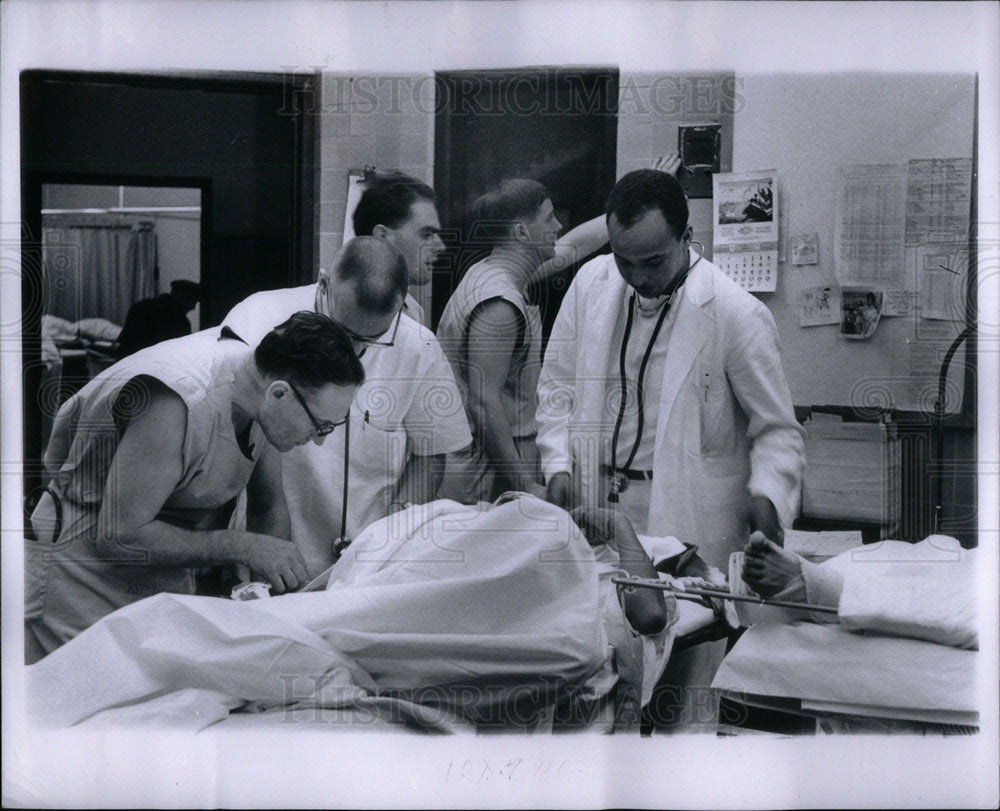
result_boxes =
[42,216,157,326]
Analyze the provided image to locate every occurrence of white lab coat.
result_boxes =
[537,251,805,569]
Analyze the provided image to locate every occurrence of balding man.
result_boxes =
[223,237,471,578]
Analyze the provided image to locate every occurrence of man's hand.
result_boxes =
[244,537,308,594]
[569,505,615,546]
[651,152,682,176]
[748,495,784,546]
[570,505,640,552]
[545,471,573,509]
[522,480,548,501]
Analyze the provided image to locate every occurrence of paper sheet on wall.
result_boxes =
[918,246,968,320]
[799,285,840,327]
[905,158,972,324]
[905,158,973,247]
[833,164,906,287]
[791,233,819,265]
[712,170,778,291]
[881,289,918,317]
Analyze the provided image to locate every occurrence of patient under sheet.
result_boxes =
[27,498,676,732]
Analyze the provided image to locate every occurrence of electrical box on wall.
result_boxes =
[678,124,722,198]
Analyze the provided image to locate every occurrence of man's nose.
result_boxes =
[311,432,327,447]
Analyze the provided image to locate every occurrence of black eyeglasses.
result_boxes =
[338,307,403,348]
[287,382,346,437]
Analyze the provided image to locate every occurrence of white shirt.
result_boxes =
[223,285,471,576]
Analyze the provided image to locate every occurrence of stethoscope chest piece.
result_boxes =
[331,535,352,560]
[608,471,629,500]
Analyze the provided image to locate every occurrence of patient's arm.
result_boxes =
[571,506,668,635]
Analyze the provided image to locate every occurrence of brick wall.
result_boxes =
[314,72,436,317]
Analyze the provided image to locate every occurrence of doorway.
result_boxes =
[432,68,619,334]
[37,182,204,458]
[20,69,314,496]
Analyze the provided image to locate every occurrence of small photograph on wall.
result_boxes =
[840,288,883,340]
[716,175,774,224]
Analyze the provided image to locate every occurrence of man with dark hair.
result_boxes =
[26,311,364,661]
[537,169,805,731]
[116,279,202,359]
[435,158,682,503]
[223,237,470,578]
[352,171,445,327]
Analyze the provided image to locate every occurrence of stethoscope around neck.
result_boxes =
[606,241,703,503]
[331,410,353,559]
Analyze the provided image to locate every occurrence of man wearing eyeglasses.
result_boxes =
[222,237,472,579]
[25,312,365,662]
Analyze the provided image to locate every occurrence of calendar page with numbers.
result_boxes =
[712,170,779,292]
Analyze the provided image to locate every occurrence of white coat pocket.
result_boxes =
[696,370,735,458]
[353,418,408,481]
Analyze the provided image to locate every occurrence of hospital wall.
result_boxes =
[312,70,736,322]
[730,73,976,543]
[310,69,977,543]
[314,72,436,321]
[732,73,975,408]
[615,71,737,259]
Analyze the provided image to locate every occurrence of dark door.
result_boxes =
[432,69,619,335]
[20,70,315,496]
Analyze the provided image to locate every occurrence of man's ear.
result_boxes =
[265,379,288,402]
[371,223,392,240]
[681,225,693,244]
[512,221,529,243]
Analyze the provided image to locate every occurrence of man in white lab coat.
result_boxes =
[537,169,805,730]
[223,237,471,579]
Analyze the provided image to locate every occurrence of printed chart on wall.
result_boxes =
[832,158,973,412]
[712,170,778,291]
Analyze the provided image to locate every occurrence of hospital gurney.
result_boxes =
[612,532,981,735]
[26,498,722,734]
[711,621,979,734]
[712,536,980,734]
